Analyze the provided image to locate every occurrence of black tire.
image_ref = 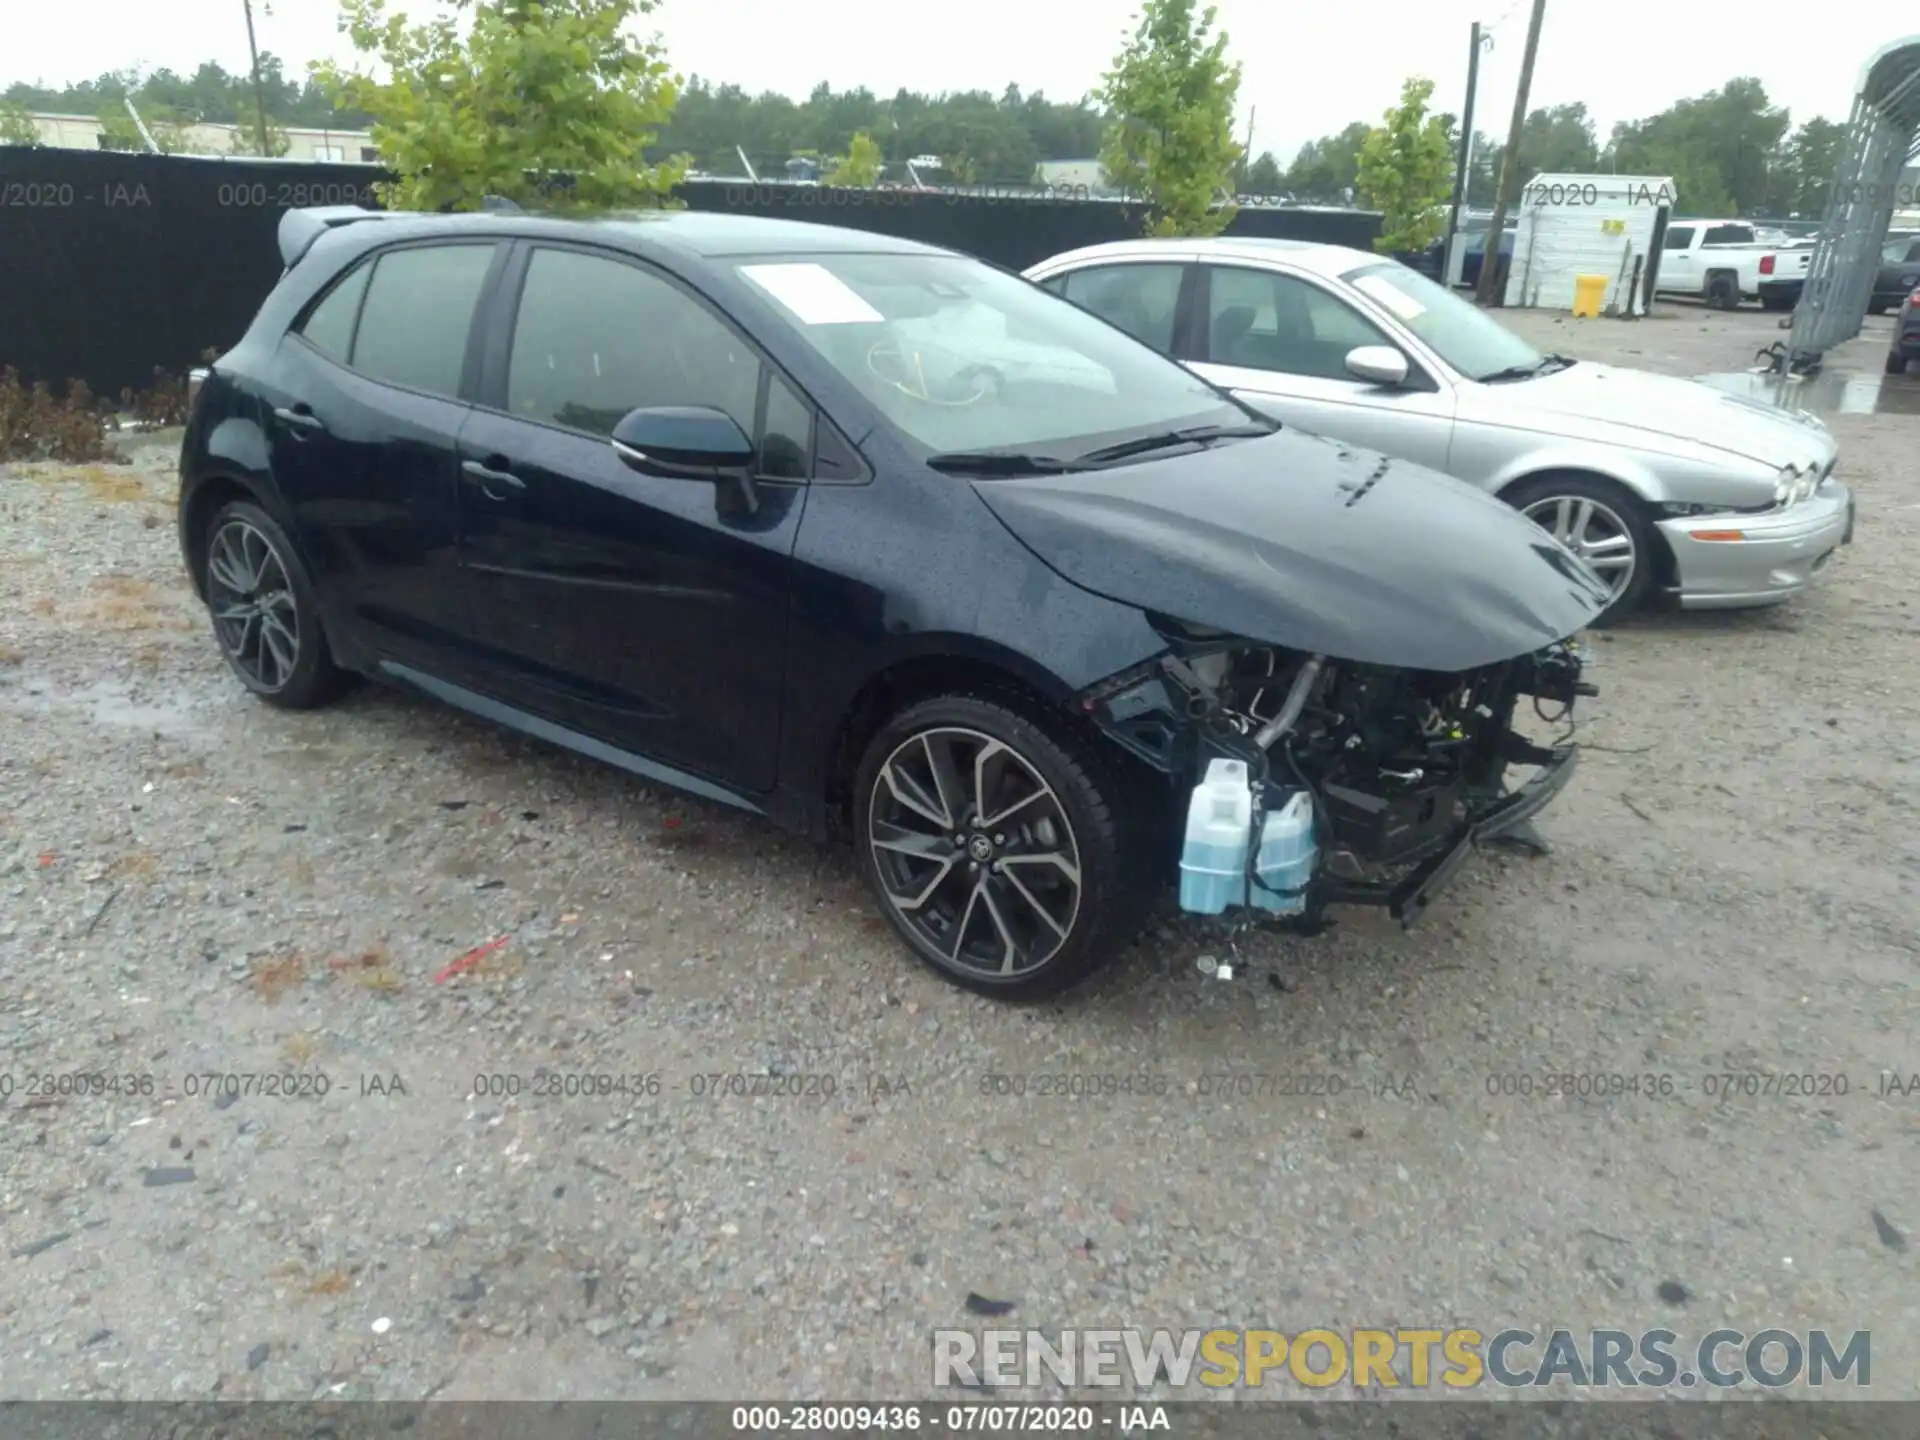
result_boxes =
[200,499,348,710]
[1504,474,1656,628]
[1760,295,1794,312]
[1887,351,1908,376]
[1705,272,1741,310]
[853,693,1150,999]
[1868,300,1890,317]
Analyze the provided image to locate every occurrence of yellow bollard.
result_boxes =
[1571,273,1608,318]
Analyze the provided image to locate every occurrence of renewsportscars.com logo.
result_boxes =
[931,1328,1871,1391]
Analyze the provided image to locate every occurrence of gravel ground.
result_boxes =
[1,306,1915,1406]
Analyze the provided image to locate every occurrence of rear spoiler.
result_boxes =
[277,205,394,271]
[277,196,525,271]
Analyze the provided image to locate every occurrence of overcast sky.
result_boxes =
[7,0,1914,162]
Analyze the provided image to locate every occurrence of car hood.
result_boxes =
[1491,362,1835,471]
[971,429,1611,672]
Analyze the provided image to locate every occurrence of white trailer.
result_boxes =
[1503,172,1675,315]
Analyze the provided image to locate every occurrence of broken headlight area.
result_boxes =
[1076,618,1596,929]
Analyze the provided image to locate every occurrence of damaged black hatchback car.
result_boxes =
[179,208,1607,998]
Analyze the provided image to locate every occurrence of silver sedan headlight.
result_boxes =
[1773,464,1819,506]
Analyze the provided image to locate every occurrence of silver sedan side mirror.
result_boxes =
[1345,345,1410,387]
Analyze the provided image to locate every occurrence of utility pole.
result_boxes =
[1444,24,1488,283]
[1475,0,1547,306]
[242,0,272,157]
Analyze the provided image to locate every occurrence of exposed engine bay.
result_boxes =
[1079,618,1596,929]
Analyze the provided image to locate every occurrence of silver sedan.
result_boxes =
[1024,238,1855,625]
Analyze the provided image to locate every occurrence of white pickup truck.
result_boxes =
[1755,241,1821,311]
[1654,219,1777,308]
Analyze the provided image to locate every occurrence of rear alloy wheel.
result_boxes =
[203,499,346,709]
[1706,273,1741,310]
[1868,300,1890,316]
[854,696,1143,998]
[1888,350,1909,376]
[1510,476,1654,627]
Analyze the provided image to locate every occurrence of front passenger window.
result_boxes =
[1203,266,1389,381]
[760,373,812,479]
[507,247,760,439]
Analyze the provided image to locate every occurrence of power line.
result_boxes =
[1482,0,1525,41]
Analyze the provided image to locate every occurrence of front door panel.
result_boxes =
[456,410,805,792]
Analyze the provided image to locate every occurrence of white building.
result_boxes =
[1503,172,1676,316]
[1034,158,1105,191]
[19,110,376,162]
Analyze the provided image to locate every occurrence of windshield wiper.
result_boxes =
[923,450,1086,476]
[1478,353,1577,384]
[1075,421,1276,466]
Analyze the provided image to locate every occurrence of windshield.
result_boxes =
[1341,261,1543,382]
[734,253,1246,457]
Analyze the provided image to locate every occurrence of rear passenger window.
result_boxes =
[298,264,370,363]
[350,244,495,398]
[1662,226,1695,250]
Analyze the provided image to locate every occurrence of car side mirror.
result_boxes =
[610,405,754,478]
[1345,345,1410,387]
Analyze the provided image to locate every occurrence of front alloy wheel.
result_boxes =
[1510,475,1654,626]
[854,696,1145,998]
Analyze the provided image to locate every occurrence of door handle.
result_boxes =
[274,404,325,435]
[462,458,526,497]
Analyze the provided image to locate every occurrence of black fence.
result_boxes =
[0,148,1382,398]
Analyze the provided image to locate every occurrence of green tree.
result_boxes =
[1766,117,1845,218]
[1244,151,1283,195]
[1284,121,1369,202]
[1096,0,1243,236]
[1604,79,1787,216]
[827,130,884,185]
[314,0,688,213]
[1355,77,1454,252]
[1473,103,1600,200]
[0,102,38,146]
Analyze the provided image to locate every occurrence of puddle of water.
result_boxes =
[1696,368,1920,417]
[3,677,204,736]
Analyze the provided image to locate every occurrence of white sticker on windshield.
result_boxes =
[740,263,884,325]
[1354,274,1426,320]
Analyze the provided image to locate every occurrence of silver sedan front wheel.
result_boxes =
[1509,475,1656,626]
[1521,494,1638,599]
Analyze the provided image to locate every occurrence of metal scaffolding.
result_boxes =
[1782,37,1920,373]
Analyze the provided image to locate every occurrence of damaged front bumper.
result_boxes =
[1317,738,1579,928]
[1080,634,1592,932]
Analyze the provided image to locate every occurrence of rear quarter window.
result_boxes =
[295,263,372,363]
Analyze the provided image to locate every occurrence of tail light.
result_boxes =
[1910,288,1920,306]
[1760,254,1775,275]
